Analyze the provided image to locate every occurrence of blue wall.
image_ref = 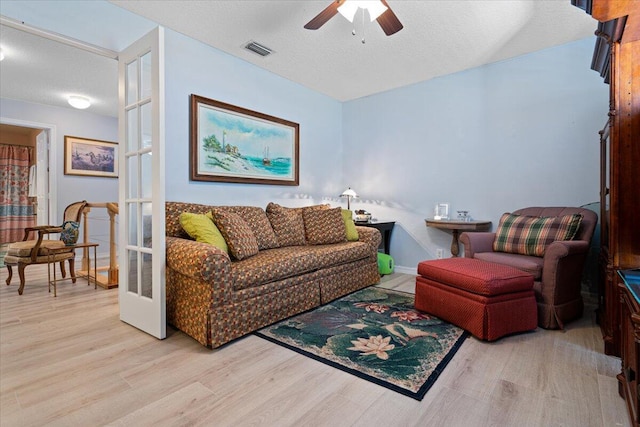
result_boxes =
[163,29,345,209]
[1,30,608,272]
[342,37,608,270]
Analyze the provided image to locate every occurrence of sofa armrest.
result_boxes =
[166,236,231,283]
[356,226,382,255]
[459,232,496,258]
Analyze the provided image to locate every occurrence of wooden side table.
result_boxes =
[425,219,491,257]
[355,221,395,255]
[45,242,99,297]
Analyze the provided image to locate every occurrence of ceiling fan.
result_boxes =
[304,0,403,36]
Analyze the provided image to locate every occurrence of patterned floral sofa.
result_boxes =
[165,201,381,348]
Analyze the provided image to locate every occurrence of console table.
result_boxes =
[425,219,491,257]
[355,221,395,255]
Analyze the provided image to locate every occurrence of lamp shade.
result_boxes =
[340,187,358,210]
[340,187,358,198]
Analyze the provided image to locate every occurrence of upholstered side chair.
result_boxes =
[4,201,87,295]
[460,207,597,329]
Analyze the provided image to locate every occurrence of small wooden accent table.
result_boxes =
[425,219,491,257]
[45,242,99,297]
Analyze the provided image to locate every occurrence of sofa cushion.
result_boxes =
[493,213,583,257]
[303,207,347,245]
[215,206,278,250]
[212,209,259,260]
[341,209,359,241]
[231,242,371,291]
[266,202,307,247]
[179,212,228,253]
[474,252,543,280]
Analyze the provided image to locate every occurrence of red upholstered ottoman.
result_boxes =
[415,258,537,341]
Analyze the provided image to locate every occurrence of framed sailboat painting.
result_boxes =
[190,94,300,185]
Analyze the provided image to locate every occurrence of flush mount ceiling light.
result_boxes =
[68,95,91,109]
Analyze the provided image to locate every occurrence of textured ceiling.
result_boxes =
[0,1,597,118]
[111,0,597,101]
[0,24,118,118]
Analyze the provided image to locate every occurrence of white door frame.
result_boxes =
[0,117,56,225]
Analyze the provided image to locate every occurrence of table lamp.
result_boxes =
[340,187,358,210]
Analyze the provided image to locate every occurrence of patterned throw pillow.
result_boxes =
[179,212,228,253]
[215,206,278,250]
[266,202,306,246]
[341,209,359,241]
[303,207,347,245]
[211,209,259,260]
[493,213,583,257]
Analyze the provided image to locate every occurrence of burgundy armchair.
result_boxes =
[459,207,597,329]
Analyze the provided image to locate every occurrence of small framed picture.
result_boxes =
[434,203,449,220]
[64,136,118,178]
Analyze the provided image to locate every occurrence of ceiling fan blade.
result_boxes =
[304,1,344,30]
[377,0,403,36]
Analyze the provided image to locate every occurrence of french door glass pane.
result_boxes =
[141,152,152,199]
[140,52,152,100]
[141,252,153,298]
[126,61,138,105]
[142,202,153,248]
[126,108,138,151]
[127,250,138,293]
[141,102,152,149]
[127,202,138,246]
[127,155,138,198]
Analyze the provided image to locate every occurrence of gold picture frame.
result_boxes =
[190,94,300,185]
[64,136,118,178]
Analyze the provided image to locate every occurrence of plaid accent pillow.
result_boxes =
[211,209,259,260]
[493,213,583,257]
[303,207,347,245]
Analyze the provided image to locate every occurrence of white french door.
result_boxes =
[118,27,166,339]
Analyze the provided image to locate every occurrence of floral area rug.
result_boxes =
[255,287,468,400]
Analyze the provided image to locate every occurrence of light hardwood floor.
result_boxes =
[0,265,629,426]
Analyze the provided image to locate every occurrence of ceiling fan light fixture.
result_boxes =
[338,1,388,23]
[68,95,91,109]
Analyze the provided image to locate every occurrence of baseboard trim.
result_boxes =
[393,265,417,275]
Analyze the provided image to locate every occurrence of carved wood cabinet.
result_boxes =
[619,271,640,427]
[572,0,640,356]
[572,1,640,425]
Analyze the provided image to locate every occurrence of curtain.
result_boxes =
[0,144,35,244]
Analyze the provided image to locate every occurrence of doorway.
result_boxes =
[0,120,56,237]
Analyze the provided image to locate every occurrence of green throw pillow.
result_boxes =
[179,212,228,253]
[342,209,359,241]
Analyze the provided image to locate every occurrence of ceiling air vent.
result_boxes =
[244,41,273,57]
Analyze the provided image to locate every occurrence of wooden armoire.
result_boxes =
[572,1,640,424]
[572,0,640,356]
